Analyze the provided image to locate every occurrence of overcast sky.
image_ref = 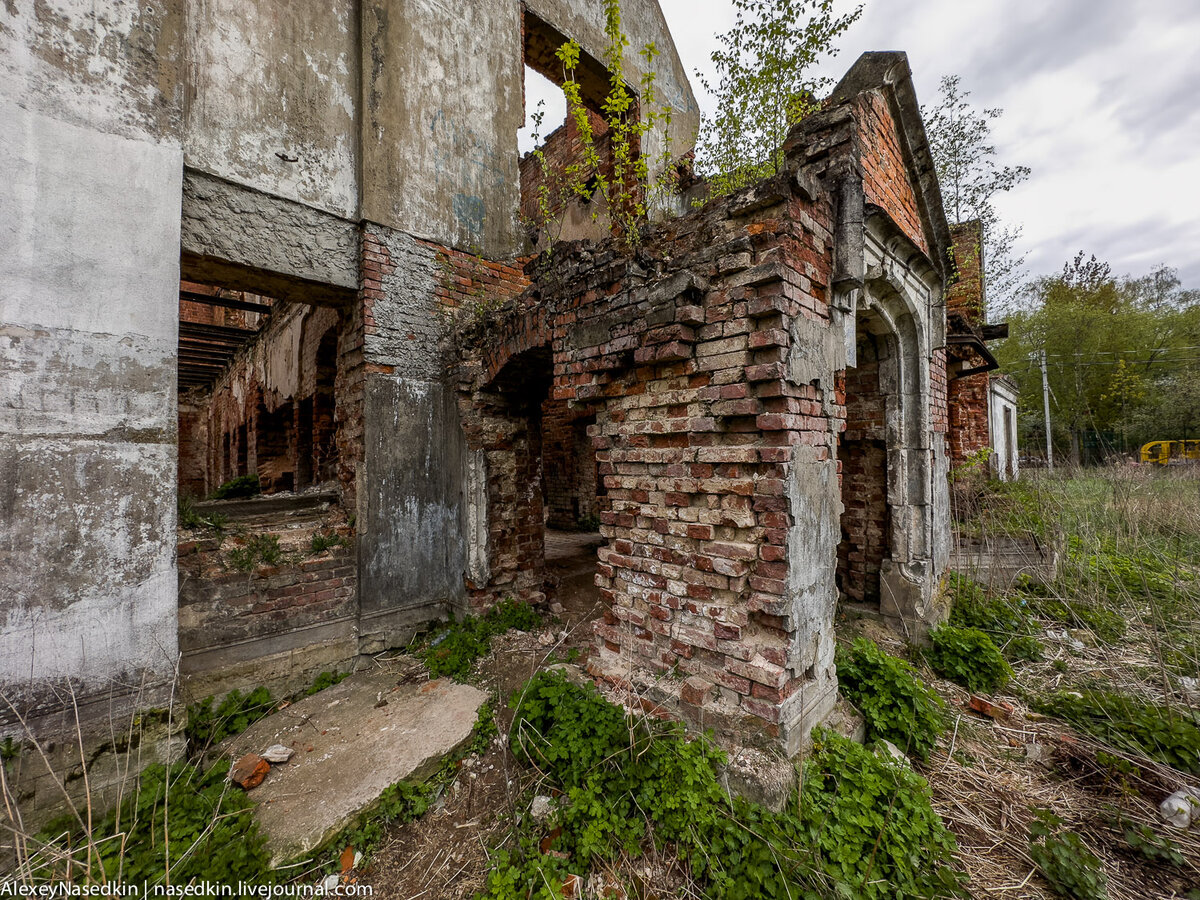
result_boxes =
[523,0,1200,290]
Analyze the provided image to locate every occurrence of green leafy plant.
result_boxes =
[926,624,1013,694]
[304,670,350,696]
[498,670,965,900]
[525,0,676,250]
[310,531,346,554]
[947,572,1042,660]
[185,686,274,751]
[1028,810,1107,900]
[800,729,966,900]
[1035,688,1200,775]
[209,474,261,500]
[836,637,946,760]
[37,759,271,884]
[695,0,863,197]
[420,598,542,680]
[1119,819,1184,868]
[227,533,283,572]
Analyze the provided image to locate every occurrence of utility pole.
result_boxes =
[1040,349,1054,472]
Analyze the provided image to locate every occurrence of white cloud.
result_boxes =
[655,0,1200,287]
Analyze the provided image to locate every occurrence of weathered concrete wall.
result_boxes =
[181,170,360,304]
[183,0,358,219]
[361,0,524,255]
[355,227,529,646]
[0,0,183,721]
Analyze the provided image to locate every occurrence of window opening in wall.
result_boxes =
[176,281,344,503]
[518,10,626,248]
[518,64,566,155]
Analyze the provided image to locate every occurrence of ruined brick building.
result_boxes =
[1,0,1006,817]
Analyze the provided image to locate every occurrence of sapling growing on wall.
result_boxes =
[695,0,862,197]
[525,0,677,249]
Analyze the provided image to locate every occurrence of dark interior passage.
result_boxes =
[837,331,891,607]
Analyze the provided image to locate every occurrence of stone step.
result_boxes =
[218,662,488,866]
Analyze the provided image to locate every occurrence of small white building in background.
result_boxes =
[989,375,1020,481]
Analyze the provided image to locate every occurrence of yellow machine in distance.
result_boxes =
[1140,440,1200,466]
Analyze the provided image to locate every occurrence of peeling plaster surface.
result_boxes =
[184,0,358,218]
[0,97,181,697]
[361,0,525,254]
[0,0,183,143]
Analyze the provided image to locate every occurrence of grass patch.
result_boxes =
[947,573,1042,661]
[835,637,946,761]
[419,598,541,680]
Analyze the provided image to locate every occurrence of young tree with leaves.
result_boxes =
[695,0,862,197]
[923,75,1030,315]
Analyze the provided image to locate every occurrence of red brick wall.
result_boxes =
[542,399,599,530]
[948,221,985,324]
[456,168,840,744]
[837,337,888,605]
[855,92,929,257]
[423,241,531,312]
[946,221,990,465]
[948,373,990,464]
[179,540,355,644]
[519,110,614,229]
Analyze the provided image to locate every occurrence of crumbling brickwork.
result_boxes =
[946,220,992,467]
[456,53,956,753]
[837,338,889,606]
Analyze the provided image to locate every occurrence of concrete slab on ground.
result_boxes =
[221,663,488,865]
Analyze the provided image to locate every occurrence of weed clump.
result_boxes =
[489,670,966,900]
[310,530,346,554]
[420,598,541,680]
[1035,688,1200,775]
[227,533,283,572]
[947,573,1042,660]
[926,624,1013,694]
[178,496,229,532]
[304,670,349,696]
[836,637,946,761]
[185,686,274,751]
[210,474,261,500]
[1028,810,1108,900]
[38,760,271,883]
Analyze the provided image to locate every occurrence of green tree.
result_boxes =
[695,0,862,197]
[923,75,1031,314]
[995,256,1200,463]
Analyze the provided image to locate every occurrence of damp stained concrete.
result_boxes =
[221,662,488,865]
